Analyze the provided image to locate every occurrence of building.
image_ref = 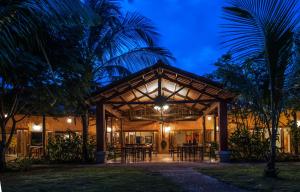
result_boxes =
[3,62,300,162]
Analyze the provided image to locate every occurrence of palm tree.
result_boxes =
[56,0,173,161]
[221,0,300,177]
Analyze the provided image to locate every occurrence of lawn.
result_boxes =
[0,166,182,192]
[197,162,300,192]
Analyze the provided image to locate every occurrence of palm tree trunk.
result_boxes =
[81,110,89,162]
[265,82,278,177]
[0,121,7,172]
[292,111,299,154]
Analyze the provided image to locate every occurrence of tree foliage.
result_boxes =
[0,0,173,170]
[221,0,300,177]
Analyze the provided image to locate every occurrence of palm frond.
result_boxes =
[222,0,300,70]
[0,0,93,66]
[95,47,174,73]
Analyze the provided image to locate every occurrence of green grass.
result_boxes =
[1,166,182,192]
[197,163,300,192]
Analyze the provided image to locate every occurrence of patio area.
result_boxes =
[107,152,219,164]
[2,61,236,164]
[89,61,235,163]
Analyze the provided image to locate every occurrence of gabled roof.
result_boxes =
[89,61,235,118]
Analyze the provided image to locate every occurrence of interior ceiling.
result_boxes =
[90,62,235,121]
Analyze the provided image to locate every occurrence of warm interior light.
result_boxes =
[4,114,8,118]
[67,117,72,124]
[107,127,112,133]
[32,124,42,132]
[165,126,171,133]
[154,104,169,111]
[163,104,169,110]
[207,116,212,121]
[297,121,300,127]
[216,126,219,131]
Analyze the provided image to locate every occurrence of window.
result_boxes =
[31,132,43,146]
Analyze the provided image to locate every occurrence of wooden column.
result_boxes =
[213,115,217,142]
[110,117,113,145]
[202,115,206,146]
[202,115,206,160]
[120,118,124,147]
[42,114,46,157]
[218,102,228,151]
[96,103,106,163]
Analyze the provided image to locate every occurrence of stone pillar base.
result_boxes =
[219,151,231,162]
[96,151,106,163]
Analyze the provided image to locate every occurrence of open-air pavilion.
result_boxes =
[89,61,235,163]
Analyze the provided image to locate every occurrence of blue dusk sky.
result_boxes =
[122,0,226,75]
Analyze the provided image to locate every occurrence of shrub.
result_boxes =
[276,153,300,162]
[229,126,270,161]
[7,157,33,172]
[47,130,96,163]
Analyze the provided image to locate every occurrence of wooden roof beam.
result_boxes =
[162,75,225,101]
[162,88,209,108]
[105,99,219,105]
[100,75,158,103]
[114,88,158,110]
[166,86,185,100]
[134,88,155,100]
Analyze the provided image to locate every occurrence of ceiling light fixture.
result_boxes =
[154,104,169,111]
[32,124,42,132]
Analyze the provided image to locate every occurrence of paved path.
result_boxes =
[127,163,248,192]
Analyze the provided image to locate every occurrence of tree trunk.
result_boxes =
[81,110,89,162]
[292,111,298,154]
[0,122,7,172]
[265,80,279,177]
[0,146,6,172]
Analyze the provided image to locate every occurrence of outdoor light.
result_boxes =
[162,104,169,110]
[165,126,171,133]
[207,116,212,121]
[154,105,161,111]
[32,124,42,132]
[107,127,112,133]
[297,120,300,127]
[4,114,8,118]
[67,117,72,124]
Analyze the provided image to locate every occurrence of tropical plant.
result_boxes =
[222,0,300,177]
[229,126,270,162]
[47,130,96,162]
